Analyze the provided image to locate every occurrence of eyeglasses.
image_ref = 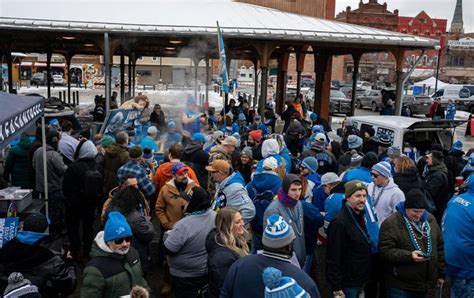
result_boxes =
[371,172,380,178]
[114,236,132,244]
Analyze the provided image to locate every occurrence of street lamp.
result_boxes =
[434,45,449,93]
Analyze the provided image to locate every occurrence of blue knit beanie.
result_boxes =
[372,161,392,178]
[104,211,132,242]
[262,267,309,298]
[451,140,463,152]
[238,113,246,121]
[301,156,318,175]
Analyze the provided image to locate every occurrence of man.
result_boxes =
[429,97,444,120]
[343,152,379,184]
[209,136,239,170]
[301,137,337,175]
[181,132,209,187]
[368,161,405,224]
[231,113,249,144]
[264,174,306,267]
[180,96,205,135]
[377,134,392,161]
[247,129,263,161]
[221,214,320,297]
[204,130,224,153]
[0,213,77,296]
[154,143,199,193]
[312,172,341,212]
[103,131,129,193]
[161,121,183,153]
[326,180,373,298]
[140,126,160,153]
[206,159,255,224]
[379,189,445,297]
[116,145,155,202]
[299,156,321,203]
[248,114,268,136]
[423,150,449,223]
[58,120,79,165]
[346,134,363,153]
[443,174,474,297]
[81,212,148,297]
[32,129,68,235]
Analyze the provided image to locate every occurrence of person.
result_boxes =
[153,143,199,192]
[327,140,343,161]
[0,213,77,296]
[206,159,256,224]
[429,98,444,120]
[181,132,209,187]
[247,129,263,161]
[2,272,41,298]
[264,103,276,133]
[105,186,155,275]
[220,214,320,297]
[446,98,456,120]
[81,212,149,297]
[110,91,119,109]
[204,130,224,153]
[362,128,379,154]
[377,134,392,161]
[262,267,311,297]
[285,118,306,157]
[264,174,306,267]
[248,114,268,136]
[3,134,33,189]
[379,189,445,297]
[299,156,321,203]
[236,146,254,184]
[423,150,449,223]
[163,186,216,298]
[91,95,105,121]
[231,113,249,146]
[209,135,239,169]
[63,140,101,261]
[343,152,378,184]
[206,208,249,298]
[293,94,306,118]
[443,174,474,297]
[140,126,160,153]
[346,134,363,152]
[103,131,129,193]
[393,155,424,196]
[312,172,341,212]
[150,103,166,132]
[445,140,465,195]
[181,96,205,135]
[255,138,286,178]
[32,129,68,235]
[160,121,183,153]
[309,112,332,133]
[301,136,337,175]
[368,161,405,224]
[326,180,373,298]
[58,120,79,165]
[117,146,156,202]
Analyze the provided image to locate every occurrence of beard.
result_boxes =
[175,179,188,191]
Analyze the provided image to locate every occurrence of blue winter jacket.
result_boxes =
[301,201,324,255]
[343,167,372,184]
[280,147,292,174]
[312,184,327,211]
[443,178,474,279]
[246,172,282,235]
[324,192,380,253]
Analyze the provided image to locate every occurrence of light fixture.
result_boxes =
[169,40,182,44]
[84,43,95,47]
[62,36,76,40]
[166,47,176,50]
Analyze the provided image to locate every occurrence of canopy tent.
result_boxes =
[414,77,448,89]
[0,92,43,150]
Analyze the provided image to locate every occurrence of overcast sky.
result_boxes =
[335,0,474,33]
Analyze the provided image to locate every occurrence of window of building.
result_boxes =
[249,73,253,78]
[240,73,246,78]
[152,57,157,60]
[137,70,152,76]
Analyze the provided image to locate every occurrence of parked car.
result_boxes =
[402,95,432,116]
[329,89,352,116]
[53,75,65,86]
[340,86,365,100]
[357,81,372,90]
[356,89,382,112]
[301,78,315,88]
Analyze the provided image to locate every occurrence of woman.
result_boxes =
[206,208,249,298]
[393,156,424,196]
[106,186,155,275]
[150,103,166,133]
[327,140,343,161]
[237,147,254,184]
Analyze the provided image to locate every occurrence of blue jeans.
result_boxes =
[387,287,426,298]
[343,287,363,298]
[450,277,474,298]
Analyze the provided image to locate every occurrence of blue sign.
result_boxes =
[100,108,143,136]
[0,217,19,248]
[413,86,423,96]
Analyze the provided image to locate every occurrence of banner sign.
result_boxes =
[100,108,143,135]
[0,217,19,248]
[448,38,474,48]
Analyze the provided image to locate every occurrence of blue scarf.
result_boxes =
[16,231,48,245]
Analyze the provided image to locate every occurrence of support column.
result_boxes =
[253,59,259,109]
[256,42,273,117]
[193,58,199,101]
[275,53,289,115]
[46,51,52,98]
[6,51,13,93]
[66,54,72,103]
[132,60,136,97]
[296,47,308,100]
[128,56,132,97]
[120,52,125,104]
[205,58,210,106]
[17,58,22,89]
[350,53,362,116]
[393,50,405,116]
[296,71,302,96]
[103,32,111,114]
[313,51,332,120]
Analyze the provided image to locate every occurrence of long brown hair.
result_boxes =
[394,155,415,174]
[215,208,249,256]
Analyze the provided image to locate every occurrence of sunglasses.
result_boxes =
[114,236,132,244]
[371,172,380,178]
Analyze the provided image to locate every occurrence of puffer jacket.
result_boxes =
[205,229,241,298]
[0,232,77,296]
[155,178,197,230]
[3,135,33,189]
[379,203,445,292]
[423,164,450,223]
[103,143,129,193]
[81,231,148,298]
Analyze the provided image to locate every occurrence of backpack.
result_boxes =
[82,165,103,199]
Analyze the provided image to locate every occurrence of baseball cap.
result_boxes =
[222,136,238,147]
[205,159,231,173]
[171,162,188,176]
[147,126,158,135]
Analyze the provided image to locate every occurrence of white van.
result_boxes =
[348,116,465,154]
[433,85,474,112]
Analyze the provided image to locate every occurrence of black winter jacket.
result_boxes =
[326,203,372,291]
[205,229,240,298]
[394,167,424,196]
[182,142,209,187]
[63,157,99,207]
[0,237,77,297]
[423,164,450,223]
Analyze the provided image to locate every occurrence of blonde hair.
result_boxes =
[394,156,415,174]
[216,207,249,256]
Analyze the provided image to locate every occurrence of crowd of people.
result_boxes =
[0,93,473,298]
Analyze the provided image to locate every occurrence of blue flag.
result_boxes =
[217,22,229,94]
